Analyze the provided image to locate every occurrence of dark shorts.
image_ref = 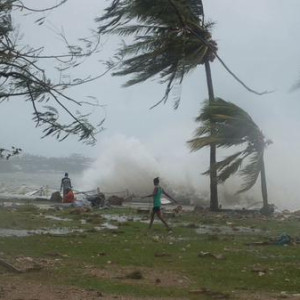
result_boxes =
[153,206,161,213]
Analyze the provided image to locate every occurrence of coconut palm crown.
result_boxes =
[97,0,217,107]
[188,98,272,199]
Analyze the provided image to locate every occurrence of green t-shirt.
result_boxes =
[153,186,163,207]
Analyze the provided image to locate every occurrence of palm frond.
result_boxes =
[215,151,244,171]
[237,152,264,193]
[194,125,210,137]
[188,136,219,150]
[97,0,216,107]
[197,98,264,148]
[110,24,164,37]
[202,151,244,180]
[188,136,243,151]
[217,158,243,183]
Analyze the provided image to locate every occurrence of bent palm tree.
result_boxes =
[97,0,220,209]
[188,98,272,212]
[97,1,268,210]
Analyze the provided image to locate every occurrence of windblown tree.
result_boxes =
[96,0,221,210]
[96,0,268,211]
[188,98,272,213]
[0,0,105,147]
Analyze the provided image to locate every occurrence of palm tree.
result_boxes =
[188,98,272,213]
[97,0,221,209]
[96,0,268,211]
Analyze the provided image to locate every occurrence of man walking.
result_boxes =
[143,177,177,230]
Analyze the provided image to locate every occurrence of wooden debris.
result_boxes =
[0,258,23,273]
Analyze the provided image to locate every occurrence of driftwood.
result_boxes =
[0,257,23,273]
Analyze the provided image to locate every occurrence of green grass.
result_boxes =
[0,204,300,299]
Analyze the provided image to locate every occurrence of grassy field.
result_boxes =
[0,203,299,299]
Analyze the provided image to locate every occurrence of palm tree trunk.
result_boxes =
[260,156,268,209]
[204,60,219,211]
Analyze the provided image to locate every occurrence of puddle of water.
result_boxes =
[0,229,32,237]
[0,227,85,237]
[0,201,79,210]
[94,223,119,230]
[102,214,132,222]
[0,202,25,208]
[44,215,72,222]
[0,201,53,210]
[102,214,146,223]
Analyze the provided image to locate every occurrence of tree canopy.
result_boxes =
[0,0,104,145]
[96,0,217,108]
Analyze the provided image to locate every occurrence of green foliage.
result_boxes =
[97,0,217,108]
[188,98,272,193]
[0,0,103,145]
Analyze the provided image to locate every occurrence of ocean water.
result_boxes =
[0,172,83,196]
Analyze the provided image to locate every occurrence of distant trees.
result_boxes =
[0,152,93,173]
[0,0,104,145]
[188,98,272,213]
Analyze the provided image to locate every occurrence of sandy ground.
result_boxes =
[1,257,300,300]
[0,279,188,300]
[1,278,300,300]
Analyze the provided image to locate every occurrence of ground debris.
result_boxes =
[88,265,192,288]
[251,265,268,276]
[154,252,172,257]
[69,207,91,214]
[0,257,23,273]
[44,252,65,258]
[246,233,299,246]
[185,223,199,228]
[0,256,45,273]
[245,241,272,246]
[125,270,143,279]
[198,251,226,260]
[107,195,124,206]
[189,288,230,299]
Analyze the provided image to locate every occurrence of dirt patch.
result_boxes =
[0,255,63,273]
[87,265,192,288]
[235,292,300,300]
[0,279,187,300]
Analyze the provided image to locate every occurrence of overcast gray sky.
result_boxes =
[1,0,300,210]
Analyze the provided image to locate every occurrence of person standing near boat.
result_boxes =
[60,172,72,196]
